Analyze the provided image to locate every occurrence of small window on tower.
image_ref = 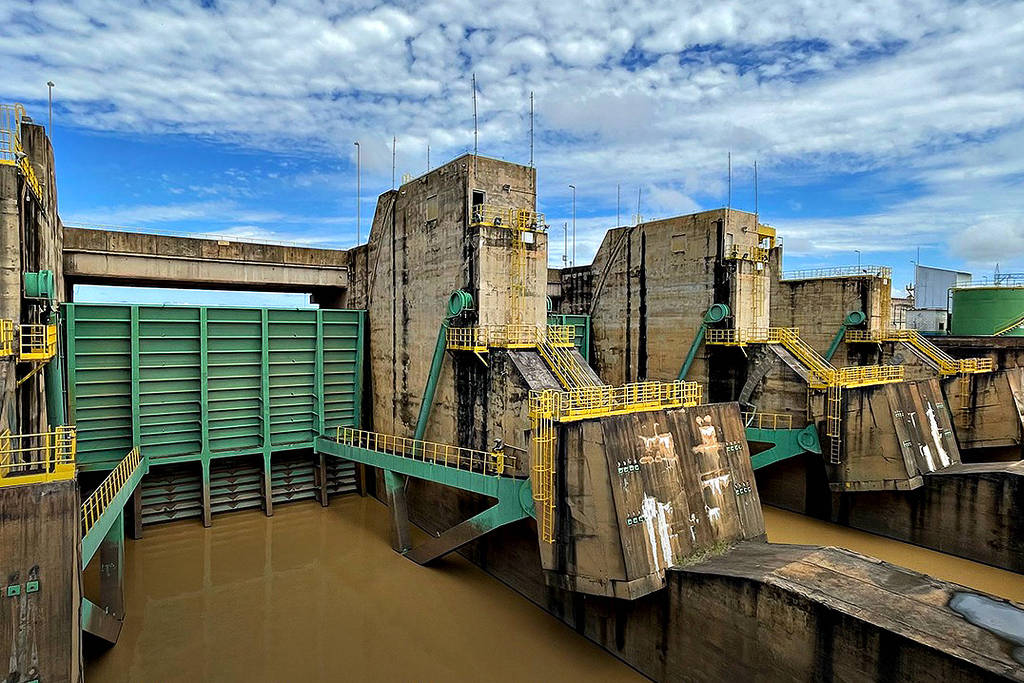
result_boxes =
[426,194,438,223]
[671,233,686,253]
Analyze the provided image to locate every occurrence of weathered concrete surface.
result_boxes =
[363,154,544,450]
[0,481,82,683]
[395,479,1024,681]
[770,273,892,368]
[548,404,765,599]
[63,226,350,301]
[757,457,1024,573]
[674,542,1024,682]
[580,209,775,397]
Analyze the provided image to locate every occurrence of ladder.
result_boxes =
[529,393,557,543]
[826,385,842,464]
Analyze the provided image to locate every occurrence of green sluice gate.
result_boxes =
[65,303,365,472]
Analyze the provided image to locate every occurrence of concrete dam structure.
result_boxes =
[1,104,1023,681]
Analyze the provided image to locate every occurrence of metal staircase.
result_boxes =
[707,326,904,464]
[846,328,994,376]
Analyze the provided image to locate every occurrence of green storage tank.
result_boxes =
[950,286,1024,336]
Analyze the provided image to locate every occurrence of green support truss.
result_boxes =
[746,424,821,470]
[315,436,534,564]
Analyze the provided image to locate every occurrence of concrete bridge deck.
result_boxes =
[63,226,351,305]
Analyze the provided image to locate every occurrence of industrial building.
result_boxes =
[2,103,1023,681]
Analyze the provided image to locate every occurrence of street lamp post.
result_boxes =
[354,141,361,245]
[46,81,54,137]
[568,184,576,267]
[855,249,862,269]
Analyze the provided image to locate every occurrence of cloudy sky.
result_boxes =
[3,0,1023,302]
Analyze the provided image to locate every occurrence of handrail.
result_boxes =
[81,447,141,537]
[470,204,547,232]
[531,380,702,422]
[782,265,892,281]
[742,412,794,430]
[724,245,770,262]
[0,426,76,486]
[846,328,993,375]
[446,324,576,351]
[334,427,512,475]
[0,319,13,356]
[19,323,57,361]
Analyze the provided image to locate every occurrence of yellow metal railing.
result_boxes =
[528,379,704,542]
[709,325,907,463]
[535,381,702,423]
[0,104,43,202]
[0,426,76,487]
[835,365,904,387]
[725,244,770,262]
[446,326,489,351]
[470,204,547,231]
[742,411,794,430]
[334,427,512,475]
[81,447,141,537]
[447,324,577,351]
[0,319,13,356]
[19,323,57,361]
[846,328,993,376]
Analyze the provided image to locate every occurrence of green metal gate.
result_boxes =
[65,304,364,471]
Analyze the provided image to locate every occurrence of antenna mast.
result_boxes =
[472,73,478,158]
[529,91,535,168]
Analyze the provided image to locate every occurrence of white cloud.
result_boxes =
[0,0,1021,272]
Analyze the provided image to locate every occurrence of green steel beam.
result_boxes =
[414,321,449,442]
[81,455,150,569]
[825,310,867,361]
[316,436,534,563]
[747,425,821,471]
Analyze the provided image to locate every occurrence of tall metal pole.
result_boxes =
[427,143,430,172]
[353,141,361,244]
[856,249,861,269]
[472,73,478,160]
[529,91,534,168]
[616,184,621,227]
[392,136,396,189]
[727,151,732,221]
[568,184,576,267]
[562,223,568,267]
[754,160,758,218]
[47,81,54,137]
[636,187,642,225]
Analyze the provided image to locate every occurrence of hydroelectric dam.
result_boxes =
[1,103,1023,682]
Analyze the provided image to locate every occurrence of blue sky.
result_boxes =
[3,0,1024,304]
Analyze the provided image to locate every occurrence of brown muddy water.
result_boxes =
[87,498,1024,682]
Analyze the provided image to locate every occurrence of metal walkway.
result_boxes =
[315,428,533,564]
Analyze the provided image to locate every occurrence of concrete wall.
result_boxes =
[585,209,776,391]
[364,154,539,450]
[771,274,892,367]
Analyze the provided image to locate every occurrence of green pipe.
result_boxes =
[44,308,67,428]
[414,321,449,442]
[825,310,867,361]
[678,304,729,381]
[678,324,706,381]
